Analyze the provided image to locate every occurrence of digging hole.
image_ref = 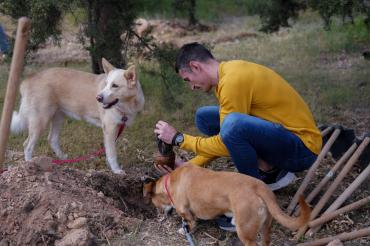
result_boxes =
[85,172,157,219]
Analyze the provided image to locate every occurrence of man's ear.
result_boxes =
[188,60,201,72]
[102,58,115,74]
[124,65,137,88]
[143,181,155,199]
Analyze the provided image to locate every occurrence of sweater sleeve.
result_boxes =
[187,155,217,166]
[180,134,229,162]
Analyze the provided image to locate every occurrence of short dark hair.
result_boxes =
[175,42,214,73]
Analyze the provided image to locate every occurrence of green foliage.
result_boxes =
[0,0,139,73]
[141,43,186,110]
[137,0,252,21]
[173,0,197,26]
[324,16,370,52]
[308,0,370,30]
[77,0,137,72]
[247,0,305,33]
[309,0,341,29]
[0,0,69,51]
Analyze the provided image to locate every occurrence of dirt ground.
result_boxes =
[0,153,368,246]
[0,18,369,246]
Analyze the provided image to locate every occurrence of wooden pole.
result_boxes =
[306,142,358,203]
[307,161,370,236]
[308,196,370,228]
[296,227,370,246]
[321,126,333,138]
[294,137,369,239]
[287,128,341,214]
[0,17,31,170]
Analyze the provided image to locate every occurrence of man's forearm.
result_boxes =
[180,134,229,158]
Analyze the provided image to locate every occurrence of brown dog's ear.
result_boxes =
[143,181,155,199]
[124,65,137,88]
[102,58,115,74]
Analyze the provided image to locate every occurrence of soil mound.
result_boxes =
[0,157,156,245]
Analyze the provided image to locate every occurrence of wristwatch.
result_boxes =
[172,132,184,146]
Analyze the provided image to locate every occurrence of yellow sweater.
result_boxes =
[181,60,322,166]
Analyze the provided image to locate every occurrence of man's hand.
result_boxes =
[154,156,186,175]
[154,120,177,145]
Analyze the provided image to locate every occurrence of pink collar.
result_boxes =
[164,174,175,206]
[115,107,128,123]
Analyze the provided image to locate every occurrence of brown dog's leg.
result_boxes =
[261,213,272,246]
[234,206,260,246]
[177,206,196,231]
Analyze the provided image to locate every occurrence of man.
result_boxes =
[0,24,9,61]
[154,42,321,194]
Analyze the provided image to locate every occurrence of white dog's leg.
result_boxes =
[103,124,125,175]
[48,111,68,159]
[24,125,43,161]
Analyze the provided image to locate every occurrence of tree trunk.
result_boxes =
[86,0,126,74]
[188,0,197,26]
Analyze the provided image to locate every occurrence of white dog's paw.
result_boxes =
[58,153,68,160]
[112,169,126,175]
[177,227,185,235]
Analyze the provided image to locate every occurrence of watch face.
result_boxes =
[176,134,184,145]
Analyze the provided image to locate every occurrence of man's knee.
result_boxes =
[195,106,209,125]
[220,112,244,142]
[195,106,219,135]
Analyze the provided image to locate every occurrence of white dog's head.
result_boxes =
[96,58,145,124]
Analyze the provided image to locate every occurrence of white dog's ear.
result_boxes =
[102,58,115,74]
[124,65,137,88]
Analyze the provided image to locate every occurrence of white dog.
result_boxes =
[11,58,145,174]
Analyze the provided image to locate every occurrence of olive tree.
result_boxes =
[0,0,138,73]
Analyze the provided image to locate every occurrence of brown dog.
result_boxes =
[143,164,311,246]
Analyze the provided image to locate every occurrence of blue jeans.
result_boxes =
[195,106,317,179]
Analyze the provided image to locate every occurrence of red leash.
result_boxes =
[52,123,125,165]
[164,174,175,206]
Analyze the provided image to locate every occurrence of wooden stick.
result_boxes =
[0,17,31,169]
[294,137,369,239]
[287,128,341,214]
[321,126,333,138]
[307,160,370,236]
[308,196,370,228]
[296,227,370,246]
[306,142,358,203]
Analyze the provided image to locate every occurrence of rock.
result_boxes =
[55,228,93,246]
[0,239,9,246]
[44,210,53,220]
[56,210,67,223]
[327,239,343,246]
[67,217,88,229]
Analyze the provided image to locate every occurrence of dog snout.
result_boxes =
[96,94,104,103]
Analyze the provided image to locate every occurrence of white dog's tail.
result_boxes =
[10,100,27,134]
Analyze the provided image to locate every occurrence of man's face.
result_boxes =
[178,62,213,92]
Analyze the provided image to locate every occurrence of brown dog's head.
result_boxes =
[143,177,174,214]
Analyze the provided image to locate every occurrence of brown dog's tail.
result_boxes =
[257,185,311,231]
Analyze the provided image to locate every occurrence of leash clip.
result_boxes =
[121,115,128,123]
